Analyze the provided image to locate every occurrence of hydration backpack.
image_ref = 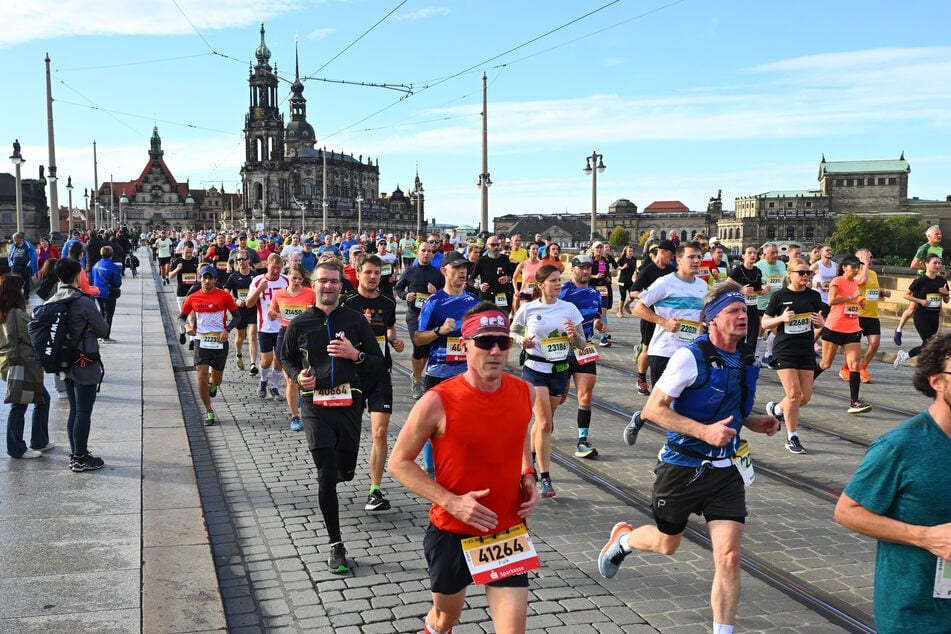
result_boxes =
[28,297,78,374]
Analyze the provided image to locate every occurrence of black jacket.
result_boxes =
[279,303,384,392]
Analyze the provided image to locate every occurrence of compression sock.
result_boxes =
[850,372,860,402]
[577,406,592,438]
[260,367,271,382]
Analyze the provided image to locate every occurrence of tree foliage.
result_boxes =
[608,226,630,247]
[829,213,928,260]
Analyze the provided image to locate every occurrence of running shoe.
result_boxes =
[760,356,776,369]
[575,440,598,458]
[290,416,302,432]
[838,365,850,382]
[540,477,556,498]
[848,400,872,414]
[179,329,186,345]
[188,340,195,351]
[859,366,871,383]
[411,379,425,400]
[785,436,807,454]
[598,521,633,579]
[623,411,645,446]
[270,386,282,401]
[328,542,349,574]
[209,384,217,398]
[364,490,391,512]
[206,410,216,426]
[258,381,268,399]
[893,330,902,346]
[636,377,650,396]
[893,349,910,369]
[766,401,785,423]
[235,355,245,371]
[249,363,259,376]
[599,334,612,347]
[71,452,105,472]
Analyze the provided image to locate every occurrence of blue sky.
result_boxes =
[2,0,950,229]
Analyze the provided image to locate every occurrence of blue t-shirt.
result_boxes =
[417,289,480,378]
[558,282,602,339]
[844,410,951,633]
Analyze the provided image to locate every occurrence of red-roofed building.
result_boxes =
[643,201,690,214]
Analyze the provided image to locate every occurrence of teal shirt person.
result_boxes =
[843,411,951,633]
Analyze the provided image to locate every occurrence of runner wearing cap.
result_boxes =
[559,253,607,459]
[180,265,241,426]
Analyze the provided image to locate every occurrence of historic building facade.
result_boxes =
[722,154,951,251]
[239,24,422,234]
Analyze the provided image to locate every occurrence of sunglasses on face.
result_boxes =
[469,335,512,351]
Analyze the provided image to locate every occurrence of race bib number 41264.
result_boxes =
[461,522,541,585]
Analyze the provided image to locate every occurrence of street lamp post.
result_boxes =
[83,188,89,232]
[66,176,74,232]
[355,195,363,236]
[9,140,25,235]
[583,151,606,243]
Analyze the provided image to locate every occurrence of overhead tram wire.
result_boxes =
[324,0,676,140]
[304,0,409,79]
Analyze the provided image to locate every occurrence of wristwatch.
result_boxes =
[433,326,442,337]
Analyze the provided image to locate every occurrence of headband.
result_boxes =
[704,291,745,322]
[461,310,510,338]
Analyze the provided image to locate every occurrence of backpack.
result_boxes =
[28,297,79,374]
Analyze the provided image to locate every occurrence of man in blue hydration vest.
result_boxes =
[597,282,780,634]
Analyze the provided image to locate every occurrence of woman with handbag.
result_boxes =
[48,258,109,472]
[92,245,122,343]
[0,273,52,459]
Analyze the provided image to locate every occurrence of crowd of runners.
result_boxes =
[8,223,946,633]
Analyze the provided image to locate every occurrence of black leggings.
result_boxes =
[910,310,941,358]
[310,447,359,544]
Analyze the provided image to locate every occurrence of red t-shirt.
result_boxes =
[181,288,238,335]
[429,374,532,536]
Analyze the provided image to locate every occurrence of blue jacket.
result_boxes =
[8,239,37,275]
[92,258,122,300]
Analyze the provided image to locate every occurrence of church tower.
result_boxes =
[284,39,316,159]
[241,22,289,217]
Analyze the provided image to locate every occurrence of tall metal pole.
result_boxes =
[45,54,59,234]
[110,174,115,230]
[356,196,363,235]
[92,140,99,229]
[321,147,328,233]
[480,72,489,234]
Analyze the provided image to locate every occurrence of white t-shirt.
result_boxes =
[638,273,708,358]
[249,273,289,333]
[813,260,836,303]
[511,299,584,372]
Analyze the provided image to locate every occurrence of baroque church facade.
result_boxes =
[239,24,423,233]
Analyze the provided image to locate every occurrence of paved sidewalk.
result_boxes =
[0,253,224,633]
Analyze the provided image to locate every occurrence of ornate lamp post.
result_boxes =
[66,176,74,232]
[355,195,364,236]
[583,151,606,243]
[9,140,25,234]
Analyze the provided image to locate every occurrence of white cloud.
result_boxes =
[396,7,451,22]
[307,27,334,40]
[0,0,309,48]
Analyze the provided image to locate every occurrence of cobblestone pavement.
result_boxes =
[155,274,881,633]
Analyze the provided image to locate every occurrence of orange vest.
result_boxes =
[429,374,532,535]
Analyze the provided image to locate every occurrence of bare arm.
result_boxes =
[835,492,951,561]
